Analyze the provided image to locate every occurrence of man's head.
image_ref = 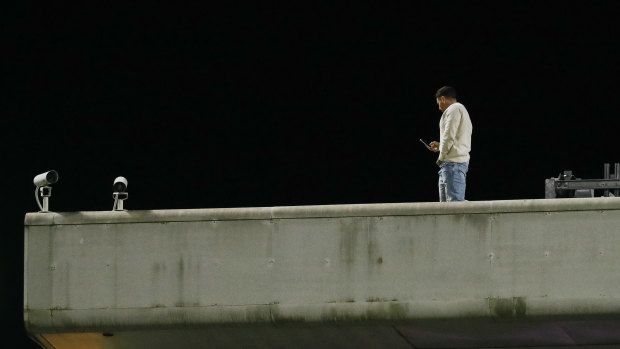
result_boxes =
[435,86,457,111]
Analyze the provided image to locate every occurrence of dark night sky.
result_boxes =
[4,2,620,347]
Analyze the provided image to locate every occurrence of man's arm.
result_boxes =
[438,108,462,158]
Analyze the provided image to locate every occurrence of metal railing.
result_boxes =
[545,162,620,198]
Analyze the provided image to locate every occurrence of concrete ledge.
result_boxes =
[24,197,620,226]
[23,198,620,347]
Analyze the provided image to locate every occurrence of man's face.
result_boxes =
[436,96,448,111]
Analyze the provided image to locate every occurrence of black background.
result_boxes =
[4,2,620,347]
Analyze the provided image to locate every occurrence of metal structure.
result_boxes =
[545,162,620,198]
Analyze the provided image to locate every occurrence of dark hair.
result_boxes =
[435,86,457,99]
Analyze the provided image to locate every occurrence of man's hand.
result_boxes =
[429,141,440,152]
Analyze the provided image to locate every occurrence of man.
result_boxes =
[428,86,472,202]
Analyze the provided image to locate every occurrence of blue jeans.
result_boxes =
[438,162,469,202]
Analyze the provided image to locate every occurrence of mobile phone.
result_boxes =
[419,138,431,150]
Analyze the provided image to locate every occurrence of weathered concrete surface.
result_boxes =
[23,198,620,348]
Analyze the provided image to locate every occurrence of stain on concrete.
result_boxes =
[339,218,364,265]
[489,297,526,319]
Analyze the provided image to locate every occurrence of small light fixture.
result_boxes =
[112,176,128,211]
[33,170,59,212]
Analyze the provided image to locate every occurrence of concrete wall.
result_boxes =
[23,198,620,348]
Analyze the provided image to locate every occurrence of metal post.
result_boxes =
[615,163,620,197]
[545,178,557,198]
[113,192,128,211]
[39,186,52,212]
[604,163,610,197]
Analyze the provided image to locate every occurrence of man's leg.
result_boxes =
[438,167,447,202]
[445,162,468,201]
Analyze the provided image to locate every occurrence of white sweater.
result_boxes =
[437,102,472,165]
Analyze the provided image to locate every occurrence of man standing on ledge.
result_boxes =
[428,86,472,202]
